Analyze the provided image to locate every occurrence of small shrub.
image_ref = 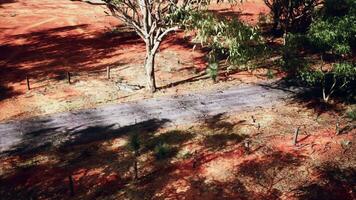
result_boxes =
[154,143,172,160]
[206,62,218,82]
[298,62,356,102]
[266,68,275,79]
[127,133,141,180]
[308,0,356,56]
[346,108,356,121]
[258,13,269,26]
[182,11,263,76]
[279,34,308,73]
[263,0,319,33]
[128,133,140,152]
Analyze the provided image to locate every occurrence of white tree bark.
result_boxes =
[103,0,181,92]
[144,52,156,92]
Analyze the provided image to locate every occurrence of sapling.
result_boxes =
[154,142,171,160]
[335,117,340,135]
[206,62,218,82]
[128,133,141,180]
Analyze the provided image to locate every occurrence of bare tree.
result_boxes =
[100,0,207,92]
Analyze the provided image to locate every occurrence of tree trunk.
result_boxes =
[144,52,156,93]
[134,159,138,180]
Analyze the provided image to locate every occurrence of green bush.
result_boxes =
[278,0,356,103]
[266,68,275,79]
[346,108,356,121]
[297,62,356,102]
[182,11,264,72]
[308,0,356,55]
[279,33,308,73]
[154,143,172,160]
[263,0,319,33]
[206,62,219,82]
[128,133,140,152]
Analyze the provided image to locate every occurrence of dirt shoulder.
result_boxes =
[1,102,354,200]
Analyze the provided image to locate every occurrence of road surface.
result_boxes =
[0,83,297,155]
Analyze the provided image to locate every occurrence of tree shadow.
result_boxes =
[213,10,255,20]
[0,84,20,101]
[201,113,249,150]
[157,72,208,90]
[1,118,170,156]
[0,23,139,95]
[144,130,194,151]
[294,162,355,200]
[204,133,247,150]
[264,79,346,117]
[237,150,305,199]
[0,0,16,6]
[0,118,170,199]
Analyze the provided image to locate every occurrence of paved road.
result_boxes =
[0,83,297,155]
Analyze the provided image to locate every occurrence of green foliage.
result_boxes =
[263,0,319,32]
[279,33,308,73]
[308,17,356,55]
[154,143,172,160]
[297,62,356,101]
[180,11,263,78]
[333,62,356,80]
[266,68,275,79]
[346,108,356,121]
[197,13,261,64]
[128,133,141,153]
[308,0,356,55]
[206,62,219,82]
[298,68,324,87]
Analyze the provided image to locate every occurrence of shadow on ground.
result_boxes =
[294,162,355,200]
[0,117,171,199]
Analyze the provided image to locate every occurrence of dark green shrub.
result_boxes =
[279,33,308,73]
[346,108,356,121]
[182,11,263,75]
[128,133,140,152]
[308,0,356,55]
[322,0,352,17]
[298,62,356,102]
[154,143,173,160]
[263,0,319,33]
[266,68,275,79]
[206,62,219,82]
[127,133,141,180]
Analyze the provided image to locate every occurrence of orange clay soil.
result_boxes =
[0,104,354,199]
[0,0,274,121]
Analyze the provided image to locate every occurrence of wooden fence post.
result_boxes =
[293,127,300,146]
[26,76,30,90]
[107,66,110,79]
[67,72,71,84]
[68,175,74,196]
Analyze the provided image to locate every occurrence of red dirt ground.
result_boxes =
[0,0,204,89]
[0,0,271,121]
[1,1,355,199]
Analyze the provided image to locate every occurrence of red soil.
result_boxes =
[0,0,206,94]
[0,0,268,94]
[0,0,272,121]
